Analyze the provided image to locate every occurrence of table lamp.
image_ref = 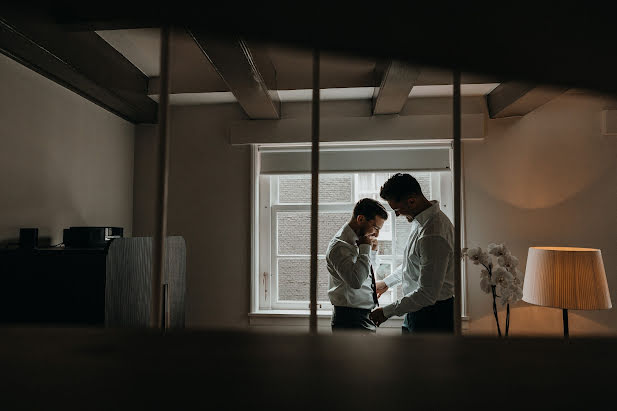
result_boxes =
[522,247,612,338]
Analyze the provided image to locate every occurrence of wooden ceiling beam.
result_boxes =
[372,61,421,115]
[487,82,568,118]
[188,29,280,119]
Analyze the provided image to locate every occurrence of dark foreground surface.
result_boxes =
[0,327,614,410]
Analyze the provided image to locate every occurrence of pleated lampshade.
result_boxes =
[523,247,612,310]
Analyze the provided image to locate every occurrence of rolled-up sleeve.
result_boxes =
[328,243,371,289]
[383,236,452,318]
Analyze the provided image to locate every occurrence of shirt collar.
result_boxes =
[341,223,359,246]
[414,200,440,226]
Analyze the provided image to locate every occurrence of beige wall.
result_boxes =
[133,92,617,336]
[463,91,617,336]
[0,54,135,246]
[133,104,251,328]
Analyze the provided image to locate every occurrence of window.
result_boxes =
[251,142,457,314]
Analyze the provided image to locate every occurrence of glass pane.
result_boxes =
[356,174,374,194]
[387,256,404,302]
[394,215,412,255]
[374,173,390,192]
[412,172,432,199]
[375,263,391,280]
[357,192,378,201]
[392,284,403,302]
[277,212,350,255]
[377,240,392,256]
[378,214,393,241]
[277,258,329,301]
[278,175,352,204]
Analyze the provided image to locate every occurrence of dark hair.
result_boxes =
[379,173,423,202]
[353,198,388,221]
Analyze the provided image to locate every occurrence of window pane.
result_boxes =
[390,284,403,302]
[377,240,392,256]
[394,215,412,255]
[374,173,389,191]
[278,175,352,204]
[277,259,329,301]
[378,214,393,241]
[357,192,378,201]
[277,212,350,255]
[375,263,391,280]
[390,257,404,301]
[356,174,374,194]
[412,172,432,199]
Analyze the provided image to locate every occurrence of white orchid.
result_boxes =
[480,277,492,294]
[480,252,491,267]
[500,283,523,306]
[498,254,519,271]
[491,267,513,287]
[466,247,484,265]
[463,242,524,337]
[488,243,509,257]
[511,269,523,288]
[469,247,490,266]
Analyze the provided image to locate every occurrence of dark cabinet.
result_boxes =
[0,237,186,327]
[0,247,108,325]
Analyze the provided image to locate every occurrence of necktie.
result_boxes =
[370,265,379,307]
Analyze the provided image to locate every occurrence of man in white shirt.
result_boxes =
[369,173,455,334]
[326,198,388,333]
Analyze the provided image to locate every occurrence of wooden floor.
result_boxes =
[0,327,614,409]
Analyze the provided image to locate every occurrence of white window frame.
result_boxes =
[250,142,468,319]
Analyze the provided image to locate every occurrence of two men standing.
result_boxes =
[326,173,455,334]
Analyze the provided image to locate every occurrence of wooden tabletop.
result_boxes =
[0,328,613,410]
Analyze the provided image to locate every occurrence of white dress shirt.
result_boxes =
[382,201,455,318]
[326,223,379,310]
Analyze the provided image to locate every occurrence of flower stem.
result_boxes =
[491,285,502,337]
[505,304,510,337]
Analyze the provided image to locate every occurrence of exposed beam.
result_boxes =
[0,9,157,123]
[372,61,421,115]
[486,82,568,118]
[187,29,280,119]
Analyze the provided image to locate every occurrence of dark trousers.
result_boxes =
[331,306,376,333]
[402,297,454,334]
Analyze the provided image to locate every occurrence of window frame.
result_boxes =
[250,142,468,318]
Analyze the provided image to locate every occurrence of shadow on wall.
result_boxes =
[477,93,615,211]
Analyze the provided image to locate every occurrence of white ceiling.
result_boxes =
[148,85,499,105]
[97,29,161,77]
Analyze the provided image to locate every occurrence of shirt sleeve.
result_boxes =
[328,242,372,290]
[383,235,452,318]
[383,264,402,289]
